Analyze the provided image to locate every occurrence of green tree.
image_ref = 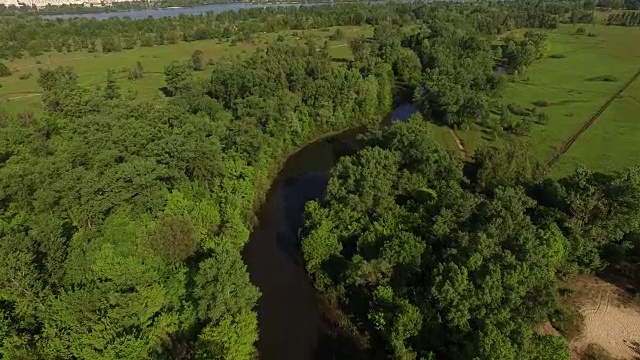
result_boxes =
[128,60,144,80]
[103,69,121,100]
[191,49,205,71]
[163,61,191,96]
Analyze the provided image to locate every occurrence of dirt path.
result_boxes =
[4,93,41,101]
[448,128,468,161]
[547,68,640,169]
[13,55,95,71]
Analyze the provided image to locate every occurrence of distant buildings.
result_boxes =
[0,0,133,8]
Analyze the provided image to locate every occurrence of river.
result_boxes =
[243,105,415,360]
[43,3,305,19]
[42,1,386,19]
[243,130,363,360]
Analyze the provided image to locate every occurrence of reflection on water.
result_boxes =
[243,132,361,360]
[244,108,415,359]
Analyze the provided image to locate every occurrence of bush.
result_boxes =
[329,27,345,41]
[535,111,549,125]
[588,75,619,82]
[18,72,32,80]
[549,53,566,59]
[276,34,285,42]
[575,27,586,35]
[508,103,531,116]
[0,62,11,77]
[532,100,549,107]
[190,49,205,71]
[550,306,584,340]
[35,60,42,64]
[587,32,598,37]
[128,61,144,80]
[583,343,613,360]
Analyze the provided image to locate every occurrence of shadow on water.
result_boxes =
[390,103,418,122]
[243,130,367,360]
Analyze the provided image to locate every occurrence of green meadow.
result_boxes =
[0,26,371,114]
[454,24,640,176]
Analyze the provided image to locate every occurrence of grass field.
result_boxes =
[0,26,371,114]
[455,24,640,177]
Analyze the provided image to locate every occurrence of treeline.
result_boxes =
[0,0,369,17]
[0,40,392,358]
[606,10,640,25]
[0,0,590,60]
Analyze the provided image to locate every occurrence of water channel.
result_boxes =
[243,105,415,360]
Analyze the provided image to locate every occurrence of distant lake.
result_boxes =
[43,2,340,19]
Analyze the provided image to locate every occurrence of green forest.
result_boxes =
[1,1,640,360]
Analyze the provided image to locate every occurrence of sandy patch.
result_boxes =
[569,276,640,359]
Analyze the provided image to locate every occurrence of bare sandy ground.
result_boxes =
[569,276,640,359]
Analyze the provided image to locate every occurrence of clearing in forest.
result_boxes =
[561,275,640,360]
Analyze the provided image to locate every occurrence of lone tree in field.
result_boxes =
[0,62,11,77]
[128,61,144,80]
[191,49,205,71]
[103,69,121,100]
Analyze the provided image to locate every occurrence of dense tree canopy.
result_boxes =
[2,1,639,359]
[0,39,391,358]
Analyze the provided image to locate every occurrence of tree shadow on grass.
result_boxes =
[548,99,589,107]
[331,58,351,64]
[158,86,172,97]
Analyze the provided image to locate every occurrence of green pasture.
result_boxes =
[0,26,370,114]
[456,24,640,176]
[553,74,640,176]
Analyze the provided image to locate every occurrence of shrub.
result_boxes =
[35,60,42,64]
[575,27,586,35]
[587,32,598,37]
[532,100,549,107]
[329,27,345,41]
[535,111,549,125]
[549,53,566,59]
[18,72,32,80]
[128,61,144,80]
[550,306,584,340]
[507,103,531,116]
[276,34,285,42]
[588,75,619,82]
[0,62,11,77]
[583,343,613,360]
[190,49,205,71]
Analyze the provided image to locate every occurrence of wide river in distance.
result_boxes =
[43,2,366,19]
